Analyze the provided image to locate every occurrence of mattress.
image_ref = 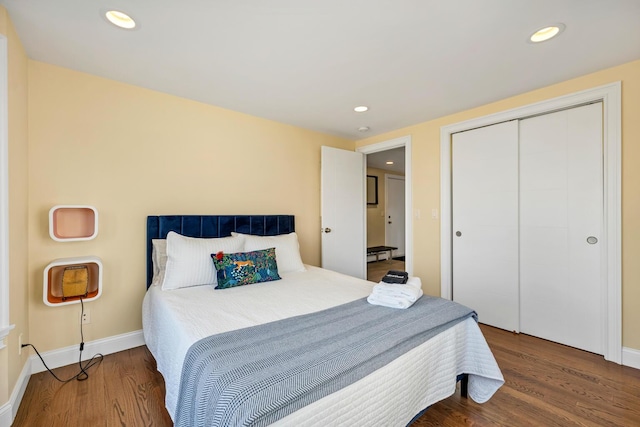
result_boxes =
[142,266,503,425]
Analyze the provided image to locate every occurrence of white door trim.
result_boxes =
[440,82,621,363]
[0,35,14,348]
[357,136,413,276]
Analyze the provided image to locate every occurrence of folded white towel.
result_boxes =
[372,282,422,302]
[404,276,422,290]
[367,288,423,309]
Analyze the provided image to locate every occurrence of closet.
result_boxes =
[452,102,603,355]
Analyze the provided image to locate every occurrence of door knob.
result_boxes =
[455,231,462,237]
[388,221,392,224]
[323,228,332,233]
[586,236,598,244]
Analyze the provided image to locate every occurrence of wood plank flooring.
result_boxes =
[367,259,406,282]
[13,326,640,426]
[13,346,172,427]
[417,326,640,427]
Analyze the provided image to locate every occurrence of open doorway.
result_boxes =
[365,147,406,282]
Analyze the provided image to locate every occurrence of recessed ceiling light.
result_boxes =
[358,126,370,132]
[105,10,136,29]
[386,161,394,165]
[354,106,369,113]
[529,24,565,43]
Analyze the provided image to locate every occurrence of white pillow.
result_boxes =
[231,232,305,273]
[162,231,245,290]
[151,239,167,286]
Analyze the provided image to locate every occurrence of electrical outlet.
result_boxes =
[82,309,91,324]
[18,333,23,355]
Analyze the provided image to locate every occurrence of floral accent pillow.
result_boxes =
[211,248,281,289]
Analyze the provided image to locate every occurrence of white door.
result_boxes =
[452,120,520,332]
[385,175,405,257]
[519,103,603,354]
[320,146,366,279]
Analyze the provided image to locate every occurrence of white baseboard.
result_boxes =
[3,329,144,426]
[0,355,30,427]
[6,356,31,424]
[0,401,10,427]
[622,346,640,370]
[30,329,145,374]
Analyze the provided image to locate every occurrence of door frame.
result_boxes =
[0,35,12,349]
[385,174,405,257]
[358,136,413,275]
[440,82,621,363]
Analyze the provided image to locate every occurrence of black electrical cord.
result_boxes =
[21,298,104,382]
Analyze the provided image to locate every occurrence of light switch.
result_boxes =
[432,209,439,219]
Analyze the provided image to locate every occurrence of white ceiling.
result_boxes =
[367,148,405,174]
[2,0,639,140]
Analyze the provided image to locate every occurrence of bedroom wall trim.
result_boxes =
[0,401,10,427]
[357,135,413,276]
[440,82,622,364]
[622,347,640,370]
[29,329,145,374]
[3,351,30,423]
[0,35,13,348]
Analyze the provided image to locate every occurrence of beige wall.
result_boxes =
[356,59,640,351]
[27,61,353,352]
[0,6,30,408]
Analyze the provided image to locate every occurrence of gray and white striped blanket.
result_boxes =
[174,295,476,427]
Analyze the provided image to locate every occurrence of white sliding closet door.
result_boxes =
[452,121,519,332]
[519,103,603,354]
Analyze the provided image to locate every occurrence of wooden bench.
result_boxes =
[367,245,398,262]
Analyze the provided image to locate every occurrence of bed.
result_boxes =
[142,215,504,426]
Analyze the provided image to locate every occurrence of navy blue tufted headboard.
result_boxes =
[146,215,295,288]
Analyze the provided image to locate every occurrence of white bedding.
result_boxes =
[142,266,503,425]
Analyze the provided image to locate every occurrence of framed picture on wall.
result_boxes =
[367,175,378,205]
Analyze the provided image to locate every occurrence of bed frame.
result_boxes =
[146,214,295,288]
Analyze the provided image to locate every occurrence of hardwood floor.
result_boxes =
[418,326,640,427]
[367,258,406,282]
[13,326,640,426]
[13,346,172,427]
